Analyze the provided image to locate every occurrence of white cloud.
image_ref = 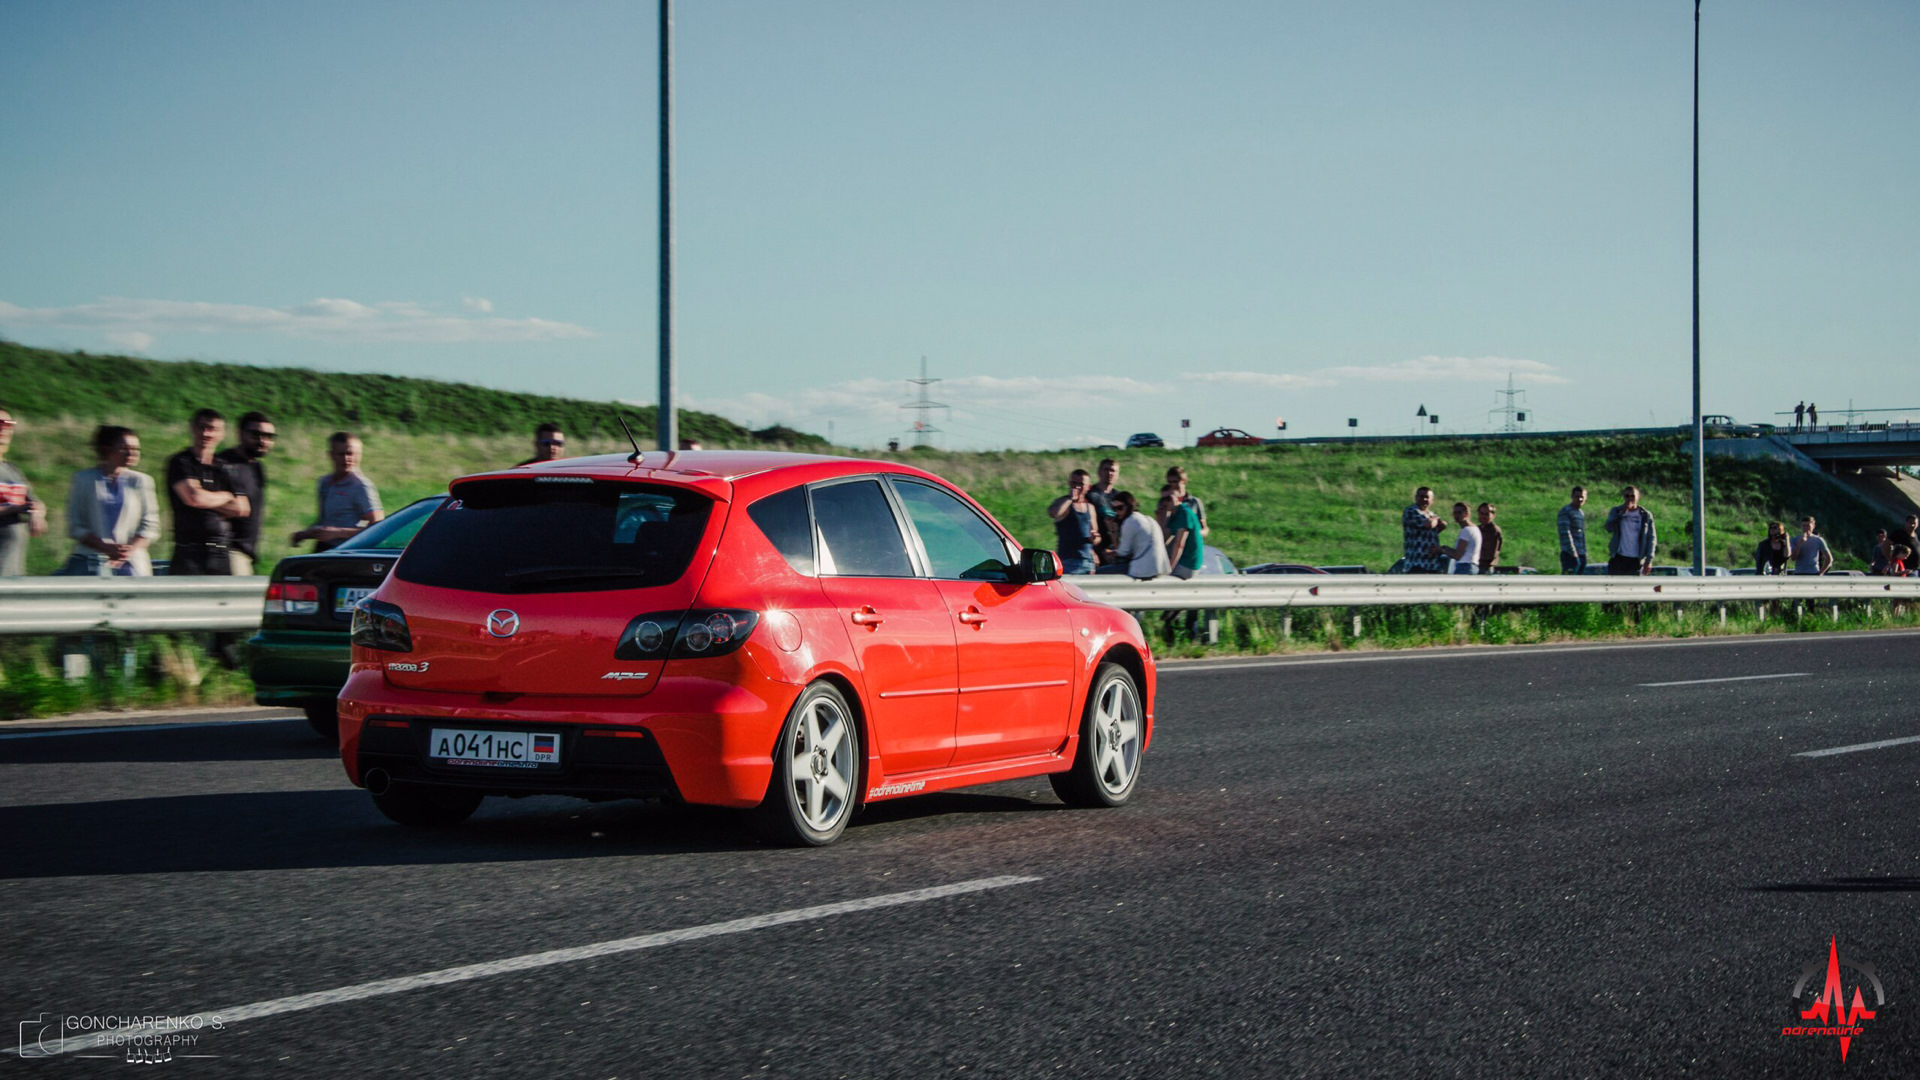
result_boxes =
[462,296,494,314]
[1321,355,1568,384]
[105,331,154,353]
[1183,371,1337,390]
[0,296,592,344]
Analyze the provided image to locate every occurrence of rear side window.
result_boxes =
[747,486,815,575]
[396,479,712,593]
[335,496,445,552]
[891,479,1013,581]
[812,479,914,577]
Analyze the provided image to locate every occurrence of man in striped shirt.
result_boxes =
[1557,486,1588,574]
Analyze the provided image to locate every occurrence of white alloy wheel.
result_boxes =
[1089,675,1142,795]
[789,694,856,833]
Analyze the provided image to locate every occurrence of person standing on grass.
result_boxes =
[1046,469,1102,575]
[0,406,49,576]
[1475,503,1504,574]
[1557,486,1588,574]
[1401,486,1446,573]
[1165,465,1207,537]
[1789,516,1832,575]
[1444,502,1482,574]
[1754,521,1791,575]
[1870,530,1892,575]
[1087,457,1119,564]
[518,422,566,467]
[214,411,274,576]
[65,425,161,576]
[1894,515,1920,572]
[292,431,384,552]
[166,408,249,576]
[1161,489,1204,580]
[1096,491,1169,579]
[1603,485,1656,576]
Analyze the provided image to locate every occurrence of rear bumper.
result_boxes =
[336,663,796,809]
[247,629,349,705]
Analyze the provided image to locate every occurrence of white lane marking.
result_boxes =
[1794,735,1920,759]
[4,874,1042,1058]
[1636,673,1809,688]
[0,717,300,741]
[1157,629,1920,675]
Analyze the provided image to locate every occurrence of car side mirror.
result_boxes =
[1017,548,1062,584]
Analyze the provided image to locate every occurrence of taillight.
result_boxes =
[615,609,760,660]
[350,599,412,652]
[264,582,320,615]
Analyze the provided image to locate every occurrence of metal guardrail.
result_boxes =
[0,577,270,635]
[0,574,1916,637]
[1071,573,1920,611]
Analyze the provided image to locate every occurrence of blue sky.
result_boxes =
[3,0,1915,449]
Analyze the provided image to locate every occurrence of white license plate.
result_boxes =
[428,728,561,768]
[335,586,376,613]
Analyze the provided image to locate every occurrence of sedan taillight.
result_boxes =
[616,609,760,660]
[264,582,320,615]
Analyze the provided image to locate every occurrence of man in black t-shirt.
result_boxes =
[214,411,275,575]
[166,409,250,575]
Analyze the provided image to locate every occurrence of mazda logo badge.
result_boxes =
[487,609,521,638]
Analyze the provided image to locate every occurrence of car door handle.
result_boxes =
[850,607,885,627]
[957,608,989,626]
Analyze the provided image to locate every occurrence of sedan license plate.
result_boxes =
[335,586,376,614]
[429,728,561,769]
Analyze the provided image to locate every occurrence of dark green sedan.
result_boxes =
[248,496,444,738]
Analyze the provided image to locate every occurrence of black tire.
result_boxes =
[304,700,339,741]
[371,784,484,827]
[751,682,861,846]
[1050,662,1144,808]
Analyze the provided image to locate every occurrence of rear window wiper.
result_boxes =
[501,566,651,587]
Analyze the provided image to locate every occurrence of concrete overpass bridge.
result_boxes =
[1782,421,1920,470]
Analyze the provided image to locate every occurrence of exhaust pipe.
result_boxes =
[364,768,392,796]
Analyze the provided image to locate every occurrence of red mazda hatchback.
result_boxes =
[337,450,1155,845]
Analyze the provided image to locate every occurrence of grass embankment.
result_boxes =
[1,343,1911,717]
[921,436,1898,572]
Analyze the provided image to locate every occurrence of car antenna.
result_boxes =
[616,414,644,464]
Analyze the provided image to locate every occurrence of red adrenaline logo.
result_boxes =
[1782,937,1883,1062]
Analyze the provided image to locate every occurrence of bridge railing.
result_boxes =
[0,573,1915,637]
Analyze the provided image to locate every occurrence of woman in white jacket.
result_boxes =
[65,425,162,576]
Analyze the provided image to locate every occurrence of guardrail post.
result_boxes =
[1350,610,1362,639]
[1205,613,1220,645]
[1281,613,1292,641]
[1756,602,1767,624]
[1717,604,1726,628]
[1795,603,1804,622]
[1831,602,1840,622]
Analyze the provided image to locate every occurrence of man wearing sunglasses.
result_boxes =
[215,411,275,575]
[0,406,49,576]
[517,423,566,467]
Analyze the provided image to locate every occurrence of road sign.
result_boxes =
[1181,419,1190,428]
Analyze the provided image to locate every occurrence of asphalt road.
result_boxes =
[3,630,1918,1077]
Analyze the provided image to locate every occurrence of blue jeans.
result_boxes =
[1061,556,1094,575]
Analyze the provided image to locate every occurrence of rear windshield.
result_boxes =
[334,496,445,552]
[395,479,713,594]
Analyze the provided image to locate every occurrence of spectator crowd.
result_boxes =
[0,404,388,578]
[1031,453,1917,582]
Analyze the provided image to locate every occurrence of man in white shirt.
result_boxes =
[1604,485,1657,576]
[1096,491,1170,579]
[1444,501,1482,574]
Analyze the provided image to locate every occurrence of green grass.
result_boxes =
[903,436,1898,574]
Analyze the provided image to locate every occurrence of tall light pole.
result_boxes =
[657,0,678,451]
[1689,0,1706,575]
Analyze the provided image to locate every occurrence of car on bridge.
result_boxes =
[1195,427,1263,447]
[247,495,445,738]
[338,451,1156,845]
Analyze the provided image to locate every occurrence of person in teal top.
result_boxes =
[1160,490,1205,579]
